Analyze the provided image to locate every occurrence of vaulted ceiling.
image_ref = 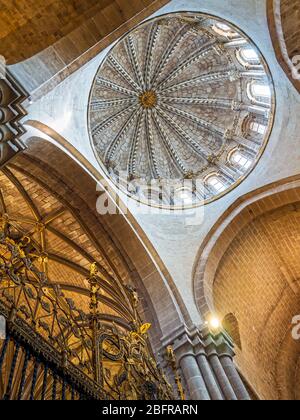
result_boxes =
[0,160,134,325]
[0,0,169,65]
[89,12,274,208]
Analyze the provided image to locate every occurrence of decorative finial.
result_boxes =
[88,262,100,315]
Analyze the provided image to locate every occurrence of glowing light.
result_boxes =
[208,315,221,330]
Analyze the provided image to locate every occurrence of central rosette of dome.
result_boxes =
[139,91,157,109]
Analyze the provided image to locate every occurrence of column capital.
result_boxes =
[201,325,235,358]
[0,71,28,168]
[161,323,235,362]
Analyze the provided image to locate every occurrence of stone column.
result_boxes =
[163,324,251,401]
[179,353,211,400]
[209,354,237,400]
[202,326,245,400]
[196,352,223,400]
[0,72,27,168]
[172,332,211,400]
[220,355,250,400]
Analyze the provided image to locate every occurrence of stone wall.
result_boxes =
[214,201,300,399]
[3,0,169,98]
[192,177,300,399]
[281,0,300,59]
[267,0,300,93]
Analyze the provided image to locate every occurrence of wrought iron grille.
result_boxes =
[0,215,173,400]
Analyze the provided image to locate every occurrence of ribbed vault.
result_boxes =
[89,12,275,207]
[0,162,135,326]
[0,140,181,400]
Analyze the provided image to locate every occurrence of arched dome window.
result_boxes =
[247,82,272,105]
[250,121,266,135]
[252,83,271,98]
[213,22,239,38]
[207,175,226,193]
[241,47,259,62]
[230,150,252,170]
[240,47,260,65]
[216,22,231,31]
[237,47,261,68]
[174,187,195,206]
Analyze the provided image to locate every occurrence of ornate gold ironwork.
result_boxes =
[166,346,185,400]
[0,215,173,400]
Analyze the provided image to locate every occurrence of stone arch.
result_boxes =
[193,174,300,318]
[3,0,169,100]
[193,175,300,399]
[19,127,192,350]
[267,0,300,93]
[223,313,242,350]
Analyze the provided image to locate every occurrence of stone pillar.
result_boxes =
[196,352,223,400]
[201,325,250,401]
[171,331,211,400]
[209,354,237,400]
[220,355,250,400]
[162,324,251,401]
[179,353,211,400]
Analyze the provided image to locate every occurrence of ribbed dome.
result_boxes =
[88,13,274,208]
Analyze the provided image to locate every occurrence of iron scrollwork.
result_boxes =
[0,216,173,400]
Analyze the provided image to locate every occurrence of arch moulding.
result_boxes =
[21,121,193,347]
[193,174,300,319]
